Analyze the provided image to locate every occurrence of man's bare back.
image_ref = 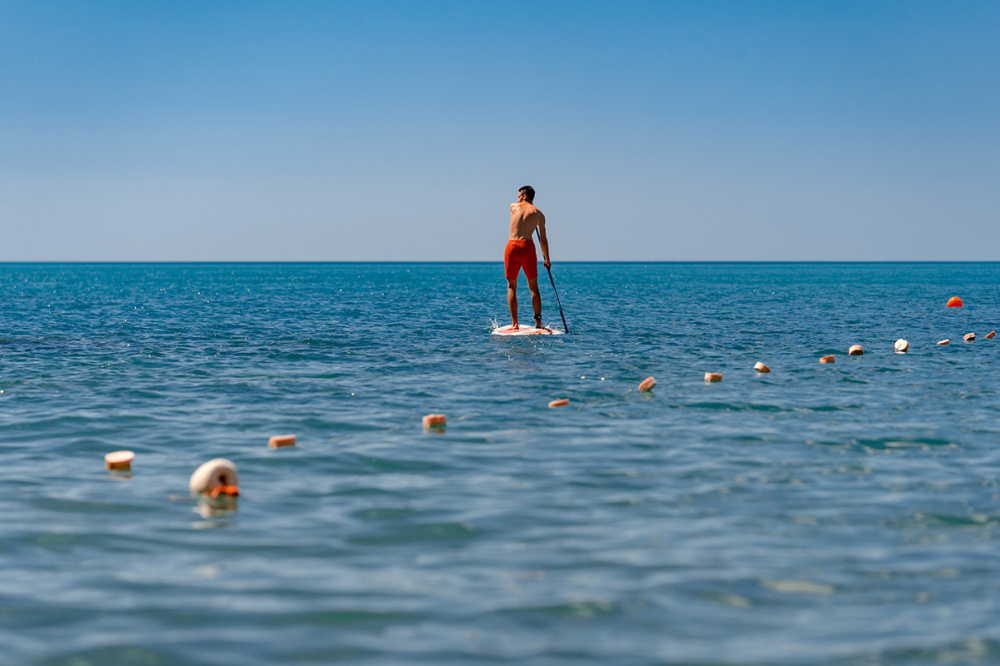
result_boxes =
[509,201,545,241]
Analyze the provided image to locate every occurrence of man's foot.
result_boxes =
[533,314,543,329]
[511,322,519,330]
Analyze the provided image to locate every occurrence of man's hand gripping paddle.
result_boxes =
[536,228,569,334]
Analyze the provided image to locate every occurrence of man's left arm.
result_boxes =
[537,214,551,269]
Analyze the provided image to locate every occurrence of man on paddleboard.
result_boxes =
[505,185,551,330]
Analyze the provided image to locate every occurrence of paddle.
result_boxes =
[536,227,569,333]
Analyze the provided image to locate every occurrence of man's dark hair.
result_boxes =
[518,185,535,203]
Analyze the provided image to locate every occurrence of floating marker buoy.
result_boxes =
[937,339,950,345]
[754,362,770,373]
[704,372,722,382]
[422,414,446,428]
[986,331,996,339]
[548,398,570,408]
[946,297,963,308]
[105,450,134,471]
[848,345,864,356]
[894,339,909,352]
[820,355,835,363]
[964,333,975,342]
[638,377,656,392]
[190,459,239,497]
[268,434,296,449]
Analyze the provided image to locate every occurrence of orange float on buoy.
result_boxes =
[104,450,134,471]
[189,458,239,497]
[986,331,996,339]
[946,296,962,308]
[422,414,447,428]
[964,333,975,342]
[753,362,770,373]
[704,372,722,382]
[638,377,656,392]
[819,355,835,363]
[848,345,863,356]
[894,339,909,352]
[268,434,296,449]
[937,339,950,345]
[548,398,570,408]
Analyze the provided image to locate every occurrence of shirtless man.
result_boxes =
[505,185,551,329]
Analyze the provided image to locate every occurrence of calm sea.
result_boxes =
[1,262,999,665]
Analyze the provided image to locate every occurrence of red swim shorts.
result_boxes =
[504,239,538,280]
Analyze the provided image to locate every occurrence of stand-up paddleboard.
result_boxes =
[491,324,564,336]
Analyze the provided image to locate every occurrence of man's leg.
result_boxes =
[507,279,519,328]
[527,278,543,328]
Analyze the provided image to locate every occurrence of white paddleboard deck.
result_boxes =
[491,324,564,336]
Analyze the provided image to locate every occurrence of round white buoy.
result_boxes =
[894,339,909,353]
[190,458,239,497]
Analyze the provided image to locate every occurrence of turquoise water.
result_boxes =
[2,262,1000,665]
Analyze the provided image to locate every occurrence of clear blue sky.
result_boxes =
[1,1,998,261]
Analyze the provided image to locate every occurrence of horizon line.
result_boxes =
[0,260,998,265]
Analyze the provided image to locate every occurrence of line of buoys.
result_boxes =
[548,398,570,408]
[964,333,975,342]
[849,345,864,356]
[704,373,723,382]
[947,296,963,308]
[269,434,296,448]
[894,339,909,353]
[638,377,657,392]
[422,413,447,429]
[105,450,134,471]
[189,458,239,498]
[754,362,770,373]
[820,355,835,364]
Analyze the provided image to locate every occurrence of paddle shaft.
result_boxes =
[536,228,569,333]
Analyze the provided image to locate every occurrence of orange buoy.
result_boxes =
[189,458,239,497]
[638,377,656,392]
[848,345,863,356]
[986,331,996,339]
[894,339,909,353]
[704,372,722,382]
[104,450,134,471]
[937,339,950,345]
[268,434,296,449]
[946,296,962,308]
[964,332,975,342]
[422,414,447,428]
[819,355,835,363]
[548,398,570,408]
[753,362,770,373]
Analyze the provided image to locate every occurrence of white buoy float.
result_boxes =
[190,459,239,498]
